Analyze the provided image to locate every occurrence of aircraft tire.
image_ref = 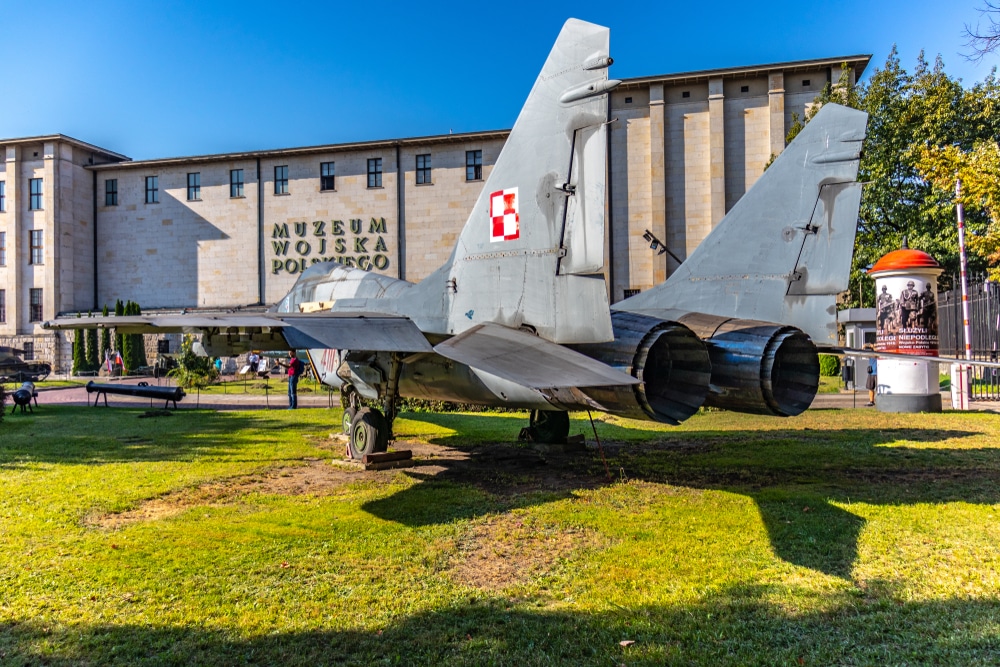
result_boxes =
[342,407,357,434]
[349,408,379,459]
[529,410,570,444]
[371,408,390,453]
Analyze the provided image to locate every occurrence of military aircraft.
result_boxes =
[45,19,869,458]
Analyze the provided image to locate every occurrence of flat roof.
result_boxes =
[619,54,872,89]
[0,134,130,162]
[19,55,871,171]
[87,129,511,171]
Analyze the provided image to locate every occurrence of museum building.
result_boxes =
[0,54,869,370]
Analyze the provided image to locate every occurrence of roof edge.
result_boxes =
[0,133,130,161]
[620,54,873,88]
[87,129,511,171]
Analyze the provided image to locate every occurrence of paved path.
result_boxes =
[34,377,337,411]
[25,379,1000,414]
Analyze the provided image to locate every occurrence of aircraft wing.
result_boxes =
[433,323,639,389]
[42,312,433,353]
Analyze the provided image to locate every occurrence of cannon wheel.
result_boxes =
[348,407,389,459]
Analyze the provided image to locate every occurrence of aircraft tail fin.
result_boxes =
[615,103,868,344]
[422,19,619,344]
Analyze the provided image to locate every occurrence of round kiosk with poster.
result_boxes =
[868,246,944,412]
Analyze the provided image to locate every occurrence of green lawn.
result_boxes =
[1,405,999,665]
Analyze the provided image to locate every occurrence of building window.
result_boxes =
[320,162,335,191]
[740,85,749,93]
[0,231,5,266]
[274,166,289,195]
[803,79,811,86]
[230,169,244,198]
[682,91,691,98]
[105,179,118,206]
[466,150,482,181]
[22,341,34,360]
[29,288,43,323]
[0,289,5,324]
[416,154,432,185]
[145,176,159,203]
[0,181,5,212]
[623,288,641,298]
[367,158,382,188]
[29,178,43,210]
[30,230,43,265]
[187,172,201,201]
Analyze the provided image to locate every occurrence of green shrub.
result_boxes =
[819,354,841,377]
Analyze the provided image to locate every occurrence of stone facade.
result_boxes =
[0,55,870,372]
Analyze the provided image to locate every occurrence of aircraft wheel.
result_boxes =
[528,410,570,444]
[342,407,356,434]
[348,407,389,458]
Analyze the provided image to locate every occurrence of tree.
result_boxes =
[99,304,111,369]
[85,311,99,372]
[915,141,1000,278]
[785,49,1000,306]
[965,1,1000,61]
[114,299,124,354]
[168,334,218,389]
[123,301,147,371]
[121,302,133,374]
[72,313,85,375]
[132,302,148,370]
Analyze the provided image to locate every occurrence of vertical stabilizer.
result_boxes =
[427,19,619,344]
[615,103,868,344]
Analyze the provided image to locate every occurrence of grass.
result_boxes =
[1,405,999,665]
[193,376,329,396]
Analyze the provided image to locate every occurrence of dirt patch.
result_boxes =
[85,459,367,530]
[447,514,605,590]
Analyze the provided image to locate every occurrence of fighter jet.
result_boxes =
[45,19,869,458]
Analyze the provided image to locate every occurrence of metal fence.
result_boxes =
[938,275,1000,400]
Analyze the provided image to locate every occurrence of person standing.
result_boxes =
[284,350,306,409]
[866,349,878,407]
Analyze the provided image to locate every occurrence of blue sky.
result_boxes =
[3,1,996,160]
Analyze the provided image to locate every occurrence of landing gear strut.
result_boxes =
[518,410,570,444]
[343,354,404,460]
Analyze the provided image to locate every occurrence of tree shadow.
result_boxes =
[365,412,999,579]
[2,586,999,665]
[0,405,314,467]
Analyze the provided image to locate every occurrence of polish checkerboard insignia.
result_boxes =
[490,187,520,242]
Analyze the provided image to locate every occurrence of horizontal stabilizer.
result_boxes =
[434,323,639,389]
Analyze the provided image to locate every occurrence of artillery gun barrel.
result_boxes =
[86,381,186,402]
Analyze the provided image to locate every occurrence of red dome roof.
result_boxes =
[868,248,942,274]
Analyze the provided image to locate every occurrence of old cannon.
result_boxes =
[10,382,37,414]
[86,381,186,408]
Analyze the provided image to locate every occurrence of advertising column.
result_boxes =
[868,247,944,412]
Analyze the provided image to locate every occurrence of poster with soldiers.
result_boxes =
[874,275,938,355]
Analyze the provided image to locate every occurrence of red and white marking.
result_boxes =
[490,187,520,242]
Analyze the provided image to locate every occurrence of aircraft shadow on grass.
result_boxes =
[364,412,1000,579]
[1,588,998,665]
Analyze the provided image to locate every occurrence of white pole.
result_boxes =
[957,178,973,361]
